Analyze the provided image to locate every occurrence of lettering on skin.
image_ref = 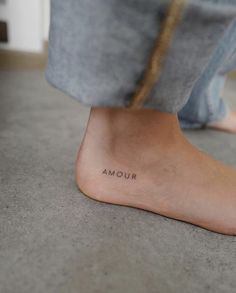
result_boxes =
[102,169,137,180]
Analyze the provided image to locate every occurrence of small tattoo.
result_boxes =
[102,169,137,180]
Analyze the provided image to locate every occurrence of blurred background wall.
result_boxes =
[0,0,49,69]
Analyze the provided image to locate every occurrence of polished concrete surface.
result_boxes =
[0,71,236,293]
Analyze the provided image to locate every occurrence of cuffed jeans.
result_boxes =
[46,0,236,115]
[179,18,236,128]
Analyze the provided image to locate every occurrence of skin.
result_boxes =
[76,107,236,235]
[207,110,236,134]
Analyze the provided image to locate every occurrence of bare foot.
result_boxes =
[76,108,236,235]
[207,110,236,134]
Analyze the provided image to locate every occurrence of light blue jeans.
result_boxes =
[46,0,236,114]
[179,19,236,129]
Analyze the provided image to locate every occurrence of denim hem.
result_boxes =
[179,103,229,129]
[207,103,229,124]
[45,69,180,113]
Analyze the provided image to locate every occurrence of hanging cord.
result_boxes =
[129,0,186,109]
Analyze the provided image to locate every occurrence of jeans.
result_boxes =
[46,0,236,113]
[179,19,236,128]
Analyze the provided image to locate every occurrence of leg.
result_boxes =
[207,48,236,133]
[47,0,236,234]
[179,19,236,132]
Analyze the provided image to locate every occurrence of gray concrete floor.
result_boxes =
[0,71,236,293]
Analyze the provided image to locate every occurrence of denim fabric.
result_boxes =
[179,19,236,129]
[46,0,236,113]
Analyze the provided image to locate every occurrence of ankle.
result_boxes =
[77,107,186,180]
[89,107,183,148]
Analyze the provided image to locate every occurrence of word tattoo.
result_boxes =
[102,169,137,180]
